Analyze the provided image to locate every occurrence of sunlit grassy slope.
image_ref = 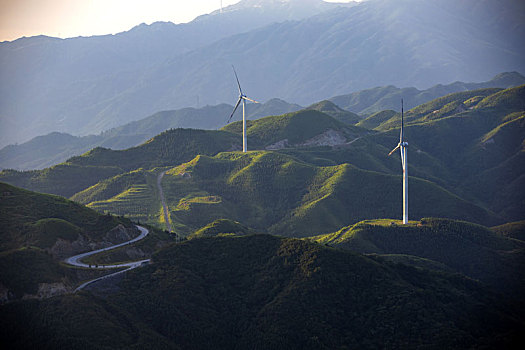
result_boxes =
[71,169,161,225]
[79,151,498,237]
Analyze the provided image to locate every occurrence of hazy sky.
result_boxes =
[0,0,357,42]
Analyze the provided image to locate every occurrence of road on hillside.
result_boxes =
[157,171,172,233]
[64,225,150,291]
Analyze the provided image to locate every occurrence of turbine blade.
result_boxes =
[227,98,242,124]
[400,99,404,143]
[243,96,260,104]
[388,144,400,156]
[232,65,242,95]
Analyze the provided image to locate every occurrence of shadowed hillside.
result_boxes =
[311,218,525,298]
[1,234,523,349]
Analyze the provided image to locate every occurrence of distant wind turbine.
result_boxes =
[388,99,409,224]
[227,66,260,153]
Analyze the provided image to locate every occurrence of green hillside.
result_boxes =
[1,86,523,230]
[329,72,524,116]
[68,128,240,171]
[493,220,525,241]
[0,182,134,252]
[356,109,397,129]
[310,218,525,297]
[81,151,498,237]
[306,100,362,125]
[1,234,522,349]
[376,88,502,131]
[0,182,158,300]
[70,169,162,224]
[0,164,123,198]
[222,110,367,149]
[0,247,75,299]
[188,219,256,239]
[0,128,240,198]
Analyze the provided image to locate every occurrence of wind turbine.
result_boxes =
[388,99,409,224]
[227,66,260,153]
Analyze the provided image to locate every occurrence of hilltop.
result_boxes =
[310,217,525,298]
[222,109,367,149]
[1,233,523,349]
[331,71,525,115]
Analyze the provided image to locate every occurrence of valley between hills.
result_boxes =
[1,83,524,349]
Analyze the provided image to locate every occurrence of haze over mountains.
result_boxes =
[2,85,523,233]
[1,1,525,345]
[1,0,523,148]
[1,72,523,171]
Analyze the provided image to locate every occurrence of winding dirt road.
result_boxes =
[65,225,150,291]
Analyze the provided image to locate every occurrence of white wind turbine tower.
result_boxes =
[227,66,260,153]
[388,99,409,224]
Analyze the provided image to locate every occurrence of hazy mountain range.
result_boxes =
[1,72,523,171]
[1,1,524,347]
[1,0,523,148]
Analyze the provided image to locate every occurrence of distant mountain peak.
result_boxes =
[209,0,354,17]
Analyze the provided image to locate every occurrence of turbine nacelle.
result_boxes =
[227,66,260,125]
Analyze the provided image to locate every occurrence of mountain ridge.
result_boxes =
[1,0,523,147]
[1,72,522,171]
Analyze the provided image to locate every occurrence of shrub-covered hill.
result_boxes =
[306,100,362,125]
[0,182,135,253]
[0,128,240,198]
[0,111,366,198]
[375,85,524,132]
[375,88,503,131]
[1,234,523,349]
[79,151,498,236]
[356,109,397,130]
[221,109,368,149]
[353,86,525,221]
[493,220,525,241]
[188,219,256,239]
[0,182,146,301]
[310,218,525,298]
